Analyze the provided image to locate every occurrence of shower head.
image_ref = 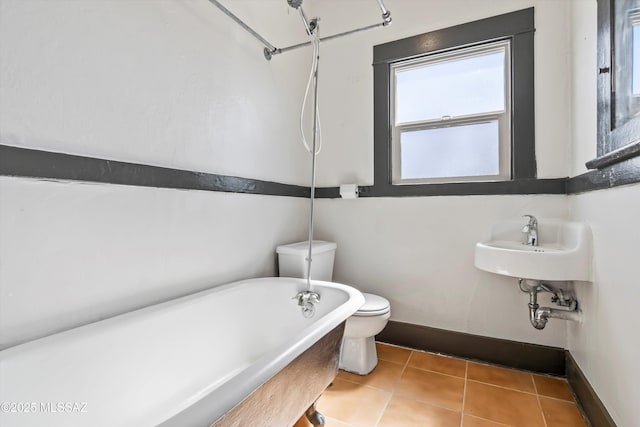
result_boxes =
[287,0,303,9]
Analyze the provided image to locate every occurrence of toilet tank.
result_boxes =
[276,241,337,281]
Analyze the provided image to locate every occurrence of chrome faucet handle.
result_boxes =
[309,292,320,304]
[522,214,538,246]
[293,290,320,306]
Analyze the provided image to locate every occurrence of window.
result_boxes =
[372,8,540,196]
[391,41,511,183]
[589,0,640,169]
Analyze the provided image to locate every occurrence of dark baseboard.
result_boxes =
[376,320,565,375]
[566,352,617,427]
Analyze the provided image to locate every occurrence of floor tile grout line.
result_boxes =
[404,364,468,379]
[373,349,412,427]
[465,378,539,396]
[376,358,408,366]
[404,360,469,378]
[464,414,512,427]
[459,361,468,427]
[331,376,398,394]
[537,394,580,403]
[532,373,549,427]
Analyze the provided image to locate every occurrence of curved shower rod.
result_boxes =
[207,0,392,60]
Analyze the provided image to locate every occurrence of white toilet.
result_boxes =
[276,240,391,375]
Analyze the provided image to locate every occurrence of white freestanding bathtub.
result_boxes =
[0,277,364,427]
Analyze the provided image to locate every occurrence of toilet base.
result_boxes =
[338,336,378,375]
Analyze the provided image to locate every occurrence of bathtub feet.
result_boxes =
[305,402,325,426]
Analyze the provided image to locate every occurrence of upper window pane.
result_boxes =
[394,45,507,124]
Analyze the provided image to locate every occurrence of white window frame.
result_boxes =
[390,40,512,185]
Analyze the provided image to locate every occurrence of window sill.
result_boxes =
[585,140,640,170]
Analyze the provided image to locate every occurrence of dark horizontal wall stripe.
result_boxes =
[377,320,566,375]
[314,186,341,199]
[4,143,637,198]
[358,178,566,197]
[567,155,640,194]
[566,352,617,427]
[0,144,310,198]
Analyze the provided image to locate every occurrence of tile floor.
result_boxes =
[295,342,588,427]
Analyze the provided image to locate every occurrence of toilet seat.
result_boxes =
[354,293,390,317]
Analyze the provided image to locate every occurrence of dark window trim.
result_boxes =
[0,144,310,198]
[567,155,640,194]
[590,0,640,168]
[373,8,538,197]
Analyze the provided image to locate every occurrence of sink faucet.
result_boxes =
[522,215,538,246]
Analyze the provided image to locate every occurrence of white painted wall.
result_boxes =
[0,178,308,349]
[315,196,568,347]
[569,0,598,176]
[312,0,572,348]
[568,187,640,427]
[0,0,313,183]
[0,0,313,348]
[567,1,639,425]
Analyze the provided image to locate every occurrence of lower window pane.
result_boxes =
[400,121,500,180]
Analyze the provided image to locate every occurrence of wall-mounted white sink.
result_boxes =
[474,218,592,281]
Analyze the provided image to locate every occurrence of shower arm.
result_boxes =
[207,0,278,54]
[207,0,392,61]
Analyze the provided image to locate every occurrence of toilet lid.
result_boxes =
[355,293,390,315]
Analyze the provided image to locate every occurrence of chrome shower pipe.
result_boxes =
[268,0,392,59]
[305,31,320,290]
[207,0,279,57]
[375,0,392,24]
[270,22,385,56]
[208,0,391,60]
[375,0,389,15]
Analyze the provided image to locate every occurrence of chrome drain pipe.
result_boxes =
[528,287,548,330]
[519,279,582,330]
[540,306,583,322]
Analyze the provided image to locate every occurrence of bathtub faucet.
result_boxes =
[294,290,320,306]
